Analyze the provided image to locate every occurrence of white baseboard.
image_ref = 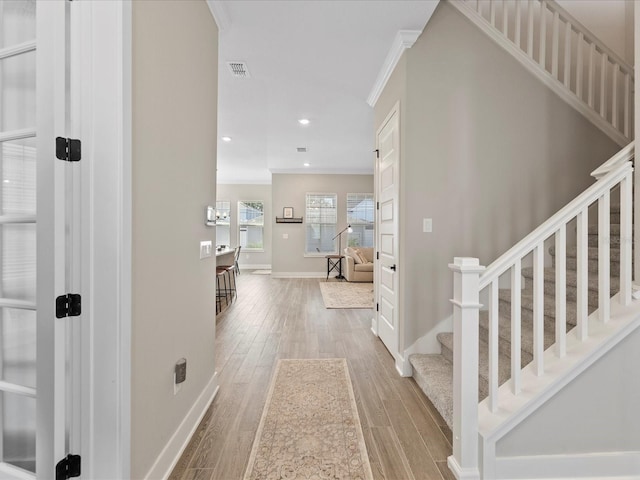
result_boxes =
[240,264,271,270]
[271,271,333,279]
[144,372,219,480]
[447,455,481,480]
[404,315,453,356]
[494,451,640,479]
[395,354,412,377]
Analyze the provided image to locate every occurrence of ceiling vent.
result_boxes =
[227,62,250,78]
[297,147,307,153]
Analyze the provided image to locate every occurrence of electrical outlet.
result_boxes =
[423,218,432,233]
[174,358,187,395]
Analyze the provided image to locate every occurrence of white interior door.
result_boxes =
[0,1,74,478]
[375,104,400,360]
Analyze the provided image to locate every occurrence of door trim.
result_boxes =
[75,1,132,478]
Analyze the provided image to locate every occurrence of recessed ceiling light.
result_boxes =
[221,136,232,142]
[298,118,310,125]
[303,163,310,167]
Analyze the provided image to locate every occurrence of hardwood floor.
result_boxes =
[169,273,453,480]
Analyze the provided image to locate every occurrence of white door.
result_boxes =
[375,104,400,360]
[0,1,74,478]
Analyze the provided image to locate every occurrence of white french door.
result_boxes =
[0,1,76,478]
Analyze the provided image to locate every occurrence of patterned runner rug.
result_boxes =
[243,359,373,480]
[319,281,374,309]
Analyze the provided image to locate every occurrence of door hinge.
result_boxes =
[56,137,81,162]
[376,303,379,312]
[374,149,379,158]
[56,294,82,318]
[376,202,379,210]
[376,252,379,260]
[56,454,81,480]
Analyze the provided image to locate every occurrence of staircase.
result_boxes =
[410,203,621,429]
[404,2,639,478]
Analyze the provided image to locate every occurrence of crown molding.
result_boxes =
[366,30,422,107]
[206,0,231,31]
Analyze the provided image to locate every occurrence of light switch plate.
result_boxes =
[283,233,289,239]
[423,218,432,233]
[200,240,212,259]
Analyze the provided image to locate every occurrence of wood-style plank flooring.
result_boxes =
[169,273,453,480]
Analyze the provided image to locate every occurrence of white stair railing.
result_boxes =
[448,143,634,478]
[450,0,634,147]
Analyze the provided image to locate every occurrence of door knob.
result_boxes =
[389,264,396,271]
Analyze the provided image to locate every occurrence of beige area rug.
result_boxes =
[243,359,374,480]
[319,281,374,309]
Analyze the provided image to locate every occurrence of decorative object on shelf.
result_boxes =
[275,217,303,224]
[206,206,216,226]
[216,210,229,220]
[283,207,294,218]
[333,224,352,257]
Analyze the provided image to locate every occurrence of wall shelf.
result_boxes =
[275,217,303,224]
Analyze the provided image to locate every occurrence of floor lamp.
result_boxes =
[332,224,352,279]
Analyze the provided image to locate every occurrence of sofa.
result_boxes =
[343,247,374,282]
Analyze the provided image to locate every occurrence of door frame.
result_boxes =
[73,1,132,478]
[373,101,407,376]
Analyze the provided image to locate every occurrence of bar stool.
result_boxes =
[216,266,231,313]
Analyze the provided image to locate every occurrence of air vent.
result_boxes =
[227,62,250,78]
[297,147,308,153]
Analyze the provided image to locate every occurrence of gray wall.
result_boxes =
[272,174,373,276]
[375,2,619,354]
[497,326,640,457]
[217,184,273,268]
[131,1,218,477]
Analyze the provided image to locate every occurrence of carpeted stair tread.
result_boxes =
[437,332,511,395]
[498,289,584,326]
[550,245,621,261]
[521,266,620,305]
[478,310,566,364]
[409,354,453,429]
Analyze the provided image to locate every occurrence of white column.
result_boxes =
[635,3,640,288]
[447,257,485,480]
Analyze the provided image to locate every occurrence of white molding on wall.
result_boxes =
[241,264,272,271]
[366,30,422,107]
[206,1,230,31]
[271,272,333,279]
[494,451,640,479]
[144,373,219,480]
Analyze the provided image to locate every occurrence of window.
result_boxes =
[305,193,337,254]
[238,201,264,251]
[347,193,374,248]
[216,200,231,246]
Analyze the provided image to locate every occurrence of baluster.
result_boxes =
[576,33,584,99]
[576,208,588,341]
[611,64,619,128]
[598,192,610,323]
[563,21,571,89]
[511,259,521,395]
[555,225,567,358]
[600,53,607,118]
[539,1,547,69]
[490,0,496,26]
[620,172,632,306]
[533,243,544,375]
[624,72,630,138]
[502,0,508,37]
[551,10,559,78]
[527,0,534,57]
[515,0,521,49]
[449,258,483,477]
[588,43,595,108]
[488,279,499,412]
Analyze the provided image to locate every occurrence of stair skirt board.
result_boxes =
[491,451,640,479]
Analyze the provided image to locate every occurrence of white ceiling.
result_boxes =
[211,0,438,184]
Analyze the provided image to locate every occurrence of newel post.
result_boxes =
[447,257,484,480]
